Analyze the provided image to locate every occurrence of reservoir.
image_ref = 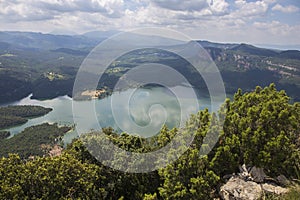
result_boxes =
[2,86,223,143]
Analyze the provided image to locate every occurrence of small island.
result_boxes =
[78,86,113,100]
[81,88,108,99]
[0,105,53,129]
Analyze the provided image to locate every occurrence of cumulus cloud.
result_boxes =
[0,1,52,22]
[253,20,289,35]
[0,0,299,46]
[233,0,269,17]
[214,0,276,30]
[0,0,125,22]
[272,4,299,13]
[252,20,300,44]
[151,0,208,11]
[41,0,125,17]
[209,0,229,15]
[150,0,229,15]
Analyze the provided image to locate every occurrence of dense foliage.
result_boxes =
[0,154,107,199]
[0,105,52,129]
[0,85,299,199]
[211,84,300,178]
[0,123,71,158]
[0,115,27,130]
[0,105,52,118]
[0,131,10,140]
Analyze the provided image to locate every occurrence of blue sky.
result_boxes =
[0,0,299,45]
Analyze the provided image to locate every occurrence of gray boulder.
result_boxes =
[249,166,267,183]
[276,175,290,186]
[220,177,288,200]
[220,177,262,200]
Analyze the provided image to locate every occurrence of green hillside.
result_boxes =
[0,32,300,102]
[0,85,299,199]
[0,105,52,129]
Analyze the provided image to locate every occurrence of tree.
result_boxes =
[0,153,107,199]
[157,110,220,199]
[211,84,300,178]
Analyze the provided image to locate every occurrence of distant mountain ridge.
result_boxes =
[0,31,98,50]
[231,43,278,57]
[0,31,299,56]
[197,40,238,49]
[0,31,299,103]
[197,41,300,60]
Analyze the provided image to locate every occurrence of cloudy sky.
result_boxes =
[0,0,299,46]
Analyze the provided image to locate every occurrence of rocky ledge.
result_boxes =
[220,164,290,200]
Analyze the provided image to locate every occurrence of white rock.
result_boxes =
[220,177,262,200]
[261,183,288,195]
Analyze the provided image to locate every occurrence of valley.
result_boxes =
[0,31,299,200]
[0,31,299,104]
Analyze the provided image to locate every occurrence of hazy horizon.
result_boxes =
[0,29,300,51]
[0,0,299,47]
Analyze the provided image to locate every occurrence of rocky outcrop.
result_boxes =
[249,166,267,183]
[276,175,290,186]
[220,177,289,200]
[261,183,288,195]
[220,164,289,200]
[220,177,262,200]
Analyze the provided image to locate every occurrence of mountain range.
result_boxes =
[0,31,299,103]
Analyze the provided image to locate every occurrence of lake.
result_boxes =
[1,86,223,143]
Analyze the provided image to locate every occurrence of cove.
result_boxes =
[2,86,223,143]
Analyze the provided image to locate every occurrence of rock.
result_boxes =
[276,175,290,186]
[261,183,288,195]
[220,177,262,200]
[223,174,234,180]
[264,177,279,185]
[292,179,300,185]
[238,164,253,181]
[220,165,290,199]
[249,166,267,183]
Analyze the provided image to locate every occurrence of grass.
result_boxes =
[263,185,300,200]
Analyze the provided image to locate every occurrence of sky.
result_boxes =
[0,0,299,46]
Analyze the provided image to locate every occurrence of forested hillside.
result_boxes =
[0,123,71,158]
[0,31,300,103]
[0,85,299,199]
[0,105,52,129]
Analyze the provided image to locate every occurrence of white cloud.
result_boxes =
[209,0,229,15]
[272,4,299,13]
[234,0,246,7]
[0,1,54,22]
[0,0,299,46]
[233,0,269,17]
[149,0,229,16]
[0,0,126,22]
[253,20,288,35]
[251,20,300,43]
[151,0,208,12]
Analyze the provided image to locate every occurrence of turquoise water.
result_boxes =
[2,86,222,143]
